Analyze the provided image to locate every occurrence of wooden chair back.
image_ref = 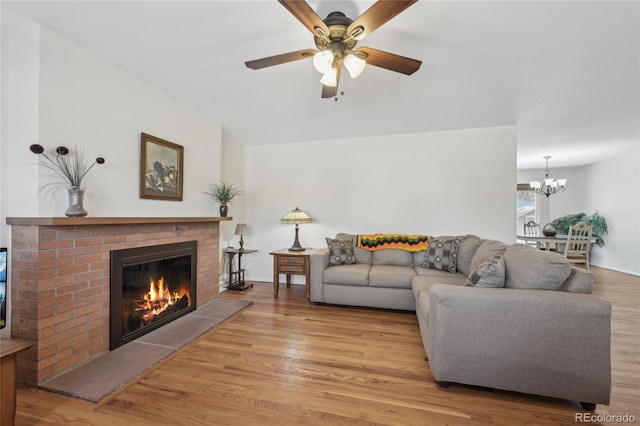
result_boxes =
[564,222,593,270]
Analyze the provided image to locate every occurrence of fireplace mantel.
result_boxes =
[6,216,232,226]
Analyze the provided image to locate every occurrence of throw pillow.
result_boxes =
[423,238,460,273]
[465,255,506,288]
[326,238,356,266]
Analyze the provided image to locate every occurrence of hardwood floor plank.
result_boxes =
[14,266,640,425]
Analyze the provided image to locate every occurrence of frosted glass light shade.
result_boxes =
[344,54,366,78]
[313,51,334,73]
[320,68,338,87]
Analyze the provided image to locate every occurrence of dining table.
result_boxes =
[516,234,597,252]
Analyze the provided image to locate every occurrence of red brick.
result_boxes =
[72,302,101,318]
[39,239,74,250]
[75,236,105,247]
[37,274,74,290]
[39,348,73,369]
[55,315,87,333]
[57,246,91,258]
[74,253,103,265]
[56,352,90,373]
[58,263,89,277]
[56,280,89,295]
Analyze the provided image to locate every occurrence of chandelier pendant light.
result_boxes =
[530,156,567,197]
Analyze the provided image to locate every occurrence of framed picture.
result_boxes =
[140,133,184,201]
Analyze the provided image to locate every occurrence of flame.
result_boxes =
[134,276,189,323]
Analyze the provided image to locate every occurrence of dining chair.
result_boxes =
[523,221,541,249]
[563,222,593,271]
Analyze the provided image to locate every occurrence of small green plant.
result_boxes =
[551,210,608,247]
[204,180,243,205]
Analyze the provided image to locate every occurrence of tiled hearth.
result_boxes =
[6,217,230,385]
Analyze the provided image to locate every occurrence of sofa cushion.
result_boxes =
[369,265,416,289]
[413,250,427,267]
[372,249,414,266]
[465,255,506,288]
[336,233,372,264]
[456,235,483,276]
[469,240,509,272]
[412,274,466,299]
[503,244,572,290]
[423,238,460,273]
[326,237,356,266]
[559,267,593,294]
[323,264,371,286]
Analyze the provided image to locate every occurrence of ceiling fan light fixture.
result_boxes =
[320,67,338,87]
[344,53,366,79]
[313,50,334,73]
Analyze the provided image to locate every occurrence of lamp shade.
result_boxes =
[313,50,334,73]
[344,53,366,79]
[320,68,338,87]
[280,207,313,224]
[234,223,248,235]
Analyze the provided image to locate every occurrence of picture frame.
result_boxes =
[140,133,184,201]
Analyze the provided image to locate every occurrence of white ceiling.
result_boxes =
[2,1,638,169]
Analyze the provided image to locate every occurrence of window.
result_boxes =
[516,184,537,234]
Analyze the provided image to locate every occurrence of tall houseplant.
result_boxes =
[204,181,243,217]
[551,210,608,247]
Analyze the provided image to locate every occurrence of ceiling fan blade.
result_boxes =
[321,84,337,99]
[321,62,342,99]
[357,47,421,75]
[278,0,330,38]
[245,49,316,70]
[347,0,418,40]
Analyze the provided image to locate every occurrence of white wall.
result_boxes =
[2,24,222,223]
[243,126,517,282]
[518,151,640,275]
[572,152,639,275]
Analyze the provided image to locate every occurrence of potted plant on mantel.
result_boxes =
[204,180,243,217]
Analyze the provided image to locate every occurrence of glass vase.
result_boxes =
[65,187,88,217]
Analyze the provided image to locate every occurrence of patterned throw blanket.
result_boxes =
[356,234,431,252]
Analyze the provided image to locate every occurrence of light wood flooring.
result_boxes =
[13,266,640,425]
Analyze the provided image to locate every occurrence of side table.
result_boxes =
[270,248,319,299]
[1,338,34,426]
[226,248,257,291]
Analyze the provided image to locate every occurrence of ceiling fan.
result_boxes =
[245,0,422,99]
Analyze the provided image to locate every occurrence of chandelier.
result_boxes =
[530,156,567,197]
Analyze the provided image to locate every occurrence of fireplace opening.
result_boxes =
[110,241,197,350]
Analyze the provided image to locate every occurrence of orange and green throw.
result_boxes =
[356,234,431,252]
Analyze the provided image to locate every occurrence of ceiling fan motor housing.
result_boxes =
[314,11,358,55]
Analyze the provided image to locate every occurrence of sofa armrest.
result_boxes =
[428,284,611,404]
[309,248,329,302]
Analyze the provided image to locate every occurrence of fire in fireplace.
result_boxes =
[110,241,197,349]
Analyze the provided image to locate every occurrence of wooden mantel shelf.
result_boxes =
[6,217,233,226]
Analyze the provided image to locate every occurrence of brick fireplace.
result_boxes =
[6,217,229,385]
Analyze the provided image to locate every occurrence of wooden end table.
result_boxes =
[1,338,34,426]
[270,248,319,299]
[226,248,257,291]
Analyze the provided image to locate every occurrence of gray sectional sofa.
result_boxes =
[309,233,611,410]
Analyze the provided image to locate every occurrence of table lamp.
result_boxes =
[234,223,248,250]
[280,207,313,251]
